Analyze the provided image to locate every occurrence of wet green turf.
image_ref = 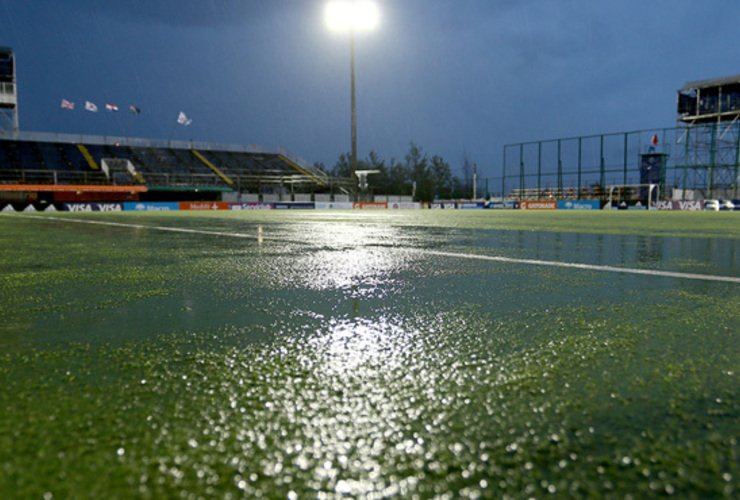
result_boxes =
[0,210,738,498]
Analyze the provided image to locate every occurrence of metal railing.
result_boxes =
[0,169,108,185]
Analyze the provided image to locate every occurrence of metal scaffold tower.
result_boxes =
[0,47,19,133]
[677,75,740,199]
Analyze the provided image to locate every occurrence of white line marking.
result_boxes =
[424,250,740,284]
[2,213,304,243]
[4,213,740,284]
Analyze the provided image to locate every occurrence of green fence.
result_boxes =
[493,124,740,200]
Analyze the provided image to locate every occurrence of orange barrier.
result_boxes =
[0,184,147,193]
[178,202,230,210]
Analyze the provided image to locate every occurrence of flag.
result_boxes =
[651,134,659,146]
[85,101,98,112]
[106,103,119,112]
[177,111,192,126]
[129,105,141,115]
[61,99,74,110]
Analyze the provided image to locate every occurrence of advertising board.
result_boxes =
[229,203,273,210]
[179,202,230,210]
[429,202,456,209]
[388,202,421,209]
[459,202,486,209]
[273,203,315,210]
[487,201,518,209]
[314,202,354,210]
[557,200,600,210]
[353,202,388,209]
[654,200,703,211]
[519,200,557,210]
[63,203,123,212]
[123,202,179,211]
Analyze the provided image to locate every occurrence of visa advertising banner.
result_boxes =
[654,200,704,211]
[429,202,457,209]
[63,203,123,212]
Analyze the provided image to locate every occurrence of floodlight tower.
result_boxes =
[0,47,19,133]
[325,1,379,197]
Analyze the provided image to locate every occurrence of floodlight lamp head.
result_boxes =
[355,169,380,190]
[355,169,380,178]
[325,1,379,32]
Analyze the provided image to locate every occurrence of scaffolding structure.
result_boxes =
[493,75,740,201]
[0,47,19,133]
[676,75,740,199]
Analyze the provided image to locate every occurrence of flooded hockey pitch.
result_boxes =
[1,210,738,498]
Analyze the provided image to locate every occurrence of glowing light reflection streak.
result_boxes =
[5,213,740,284]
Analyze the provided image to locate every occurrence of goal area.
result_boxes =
[605,183,659,209]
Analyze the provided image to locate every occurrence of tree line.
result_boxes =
[314,143,476,202]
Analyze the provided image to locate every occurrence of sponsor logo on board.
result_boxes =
[65,203,123,212]
[353,202,388,209]
[179,202,229,210]
[520,201,557,210]
[459,202,485,209]
[390,202,421,209]
[654,200,703,211]
[230,203,273,210]
[123,202,178,211]
[558,200,600,210]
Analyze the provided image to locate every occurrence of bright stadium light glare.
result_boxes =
[325,1,379,31]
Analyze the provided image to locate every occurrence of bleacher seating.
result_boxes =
[507,186,608,200]
[0,135,327,191]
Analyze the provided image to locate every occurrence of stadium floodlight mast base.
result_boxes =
[325,1,379,200]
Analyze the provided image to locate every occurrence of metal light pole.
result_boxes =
[325,1,378,198]
[350,29,357,180]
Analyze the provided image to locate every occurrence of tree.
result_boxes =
[460,150,474,195]
[430,155,453,200]
[405,142,433,202]
[325,144,468,201]
[330,153,369,178]
[330,153,352,178]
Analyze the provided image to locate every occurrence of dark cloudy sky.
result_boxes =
[2,0,739,178]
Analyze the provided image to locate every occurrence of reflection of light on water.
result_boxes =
[299,248,407,296]
[271,222,416,298]
[308,316,410,375]
[282,313,438,497]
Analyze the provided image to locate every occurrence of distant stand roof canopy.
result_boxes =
[677,74,740,124]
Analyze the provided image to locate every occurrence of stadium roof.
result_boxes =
[679,74,740,92]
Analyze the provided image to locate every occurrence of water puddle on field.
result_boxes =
[1,220,738,348]
[1,216,738,498]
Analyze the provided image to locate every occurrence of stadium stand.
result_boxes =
[0,131,347,203]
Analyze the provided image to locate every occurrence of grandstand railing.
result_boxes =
[0,168,353,192]
[277,146,329,185]
[0,130,277,157]
[0,169,108,185]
